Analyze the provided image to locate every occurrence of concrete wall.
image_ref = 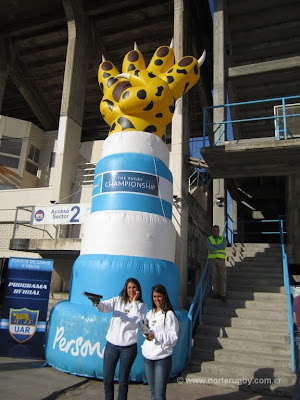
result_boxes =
[79,140,104,164]
[0,115,55,189]
[0,116,30,178]
[186,190,211,297]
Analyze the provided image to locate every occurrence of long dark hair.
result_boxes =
[151,284,176,316]
[119,278,144,303]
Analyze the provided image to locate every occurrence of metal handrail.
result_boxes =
[12,206,59,240]
[188,169,210,190]
[279,217,295,373]
[228,218,286,244]
[187,258,210,359]
[188,169,200,189]
[203,95,300,146]
[73,162,96,186]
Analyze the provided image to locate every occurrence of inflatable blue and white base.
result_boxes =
[45,131,189,381]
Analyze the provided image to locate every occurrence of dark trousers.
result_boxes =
[144,355,172,400]
[103,341,137,400]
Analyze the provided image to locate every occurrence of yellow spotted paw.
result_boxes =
[98,44,205,138]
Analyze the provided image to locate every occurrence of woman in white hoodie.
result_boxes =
[89,277,146,400]
[141,284,179,400]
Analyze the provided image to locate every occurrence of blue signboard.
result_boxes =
[0,257,53,359]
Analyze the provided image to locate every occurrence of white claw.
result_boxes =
[102,55,106,62]
[170,38,174,49]
[134,41,138,50]
[198,50,206,67]
[115,73,130,80]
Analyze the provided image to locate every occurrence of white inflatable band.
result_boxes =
[81,210,176,262]
[101,131,169,166]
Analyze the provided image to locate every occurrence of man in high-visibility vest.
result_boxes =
[205,225,228,302]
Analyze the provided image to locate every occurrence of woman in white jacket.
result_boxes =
[141,284,179,400]
[89,278,146,400]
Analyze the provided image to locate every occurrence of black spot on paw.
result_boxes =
[157,47,169,57]
[128,64,135,71]
[117,117,135,130]
[194,64,199,75]
[103,72,111,78]
[110,122,116,131]
[155,113,163,118]
[137,90,147,99]
[107,77,118,88]
[122,91,130,99]
[128,51,139,62]
[167,76,174,84]
[154,59,163,66]
[168,68,173,73]
[102,99,114,111]
[101,62,113,71]
[155,86,164,96]
[176,69,188,75]
[179,57,193,67]
[145,125,157,133]
[148,72,155,78]
[183,82,189,93]
[100,83,104,92]
[134,70,140,77]
[113,81,131,102]
[143,101,153,111]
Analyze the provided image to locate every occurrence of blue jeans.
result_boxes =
[103,341,137,400]
[294,347,300,400]
[144,356,172,400]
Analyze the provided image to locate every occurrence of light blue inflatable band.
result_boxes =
[69,253,179,309]
[95,153,172,183]
[91,192,172,218]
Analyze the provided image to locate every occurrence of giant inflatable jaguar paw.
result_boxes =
[45,42,205,380]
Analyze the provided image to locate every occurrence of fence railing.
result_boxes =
[279,217,295,373]
[203,95,300,146]
[226,217,286,244]
[187,258,210,359]
[11,206,58,241]
[73,162,96,186]
[188,169,210,191]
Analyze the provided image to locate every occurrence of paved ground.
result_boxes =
[55,379,294,400]
[0,356,295,400]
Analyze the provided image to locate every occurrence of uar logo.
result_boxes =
[9,308,39,343]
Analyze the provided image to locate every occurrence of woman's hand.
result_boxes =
[132,291,140,301]
[88,296,99,307]
[145,332,154,341]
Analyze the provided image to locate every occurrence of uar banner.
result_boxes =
[0,257,53,359]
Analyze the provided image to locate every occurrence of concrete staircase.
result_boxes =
[184,243,296,397]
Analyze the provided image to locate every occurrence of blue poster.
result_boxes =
[0,257,53,359]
